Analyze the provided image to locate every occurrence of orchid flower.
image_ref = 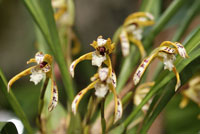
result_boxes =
[71,67,122,123]
[134,82,155,113]
[70,36,115,79]
[133,41,188,91]
[120,12,154,58]
[7,52,58,111]
[70,36,122,122]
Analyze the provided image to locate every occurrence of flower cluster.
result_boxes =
[70,36,123,122]
[133,41,188,91]
[120,12,154,58]
[8,52,58,111]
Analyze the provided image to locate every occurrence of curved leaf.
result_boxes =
[0,69,33,134]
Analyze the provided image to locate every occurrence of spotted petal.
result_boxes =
[109,83,123,123]
[35,52,44,64]
[48,79,58,112]
[133,50,158,85]
[120,30,130,56]
[72,80,99,114]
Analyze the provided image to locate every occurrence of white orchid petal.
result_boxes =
[120,31,130,56]
[114,98,123,123]
[35,52,44,64]
[174,42,188,58]
[92,52,106,67]
[98,68,109,81]
[94,83,109,98]
[30,68,45,85]
[97,38,107,46]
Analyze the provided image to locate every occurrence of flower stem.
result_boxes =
[37,77,49,134]
[101,98,106,134]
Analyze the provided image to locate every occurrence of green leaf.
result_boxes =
[108,123,125,134]
[143,0,187,49]
[140,0,161,19]
[172,0,200,42]
[22,0,74,102]
[0,69,33,134]
[0,122,18,134]
[165,95,200,134]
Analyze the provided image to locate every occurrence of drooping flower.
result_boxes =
[70,36,122,122]
[120,12,154,58]
[133,41,188,91]
[7,52,58,111]
[134,82,155,113]
[70,36,115,79]
[71,67,122,123]
[179,75,200,119]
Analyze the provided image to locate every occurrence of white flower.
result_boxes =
[97,38,107,46]
[30,68,45,85]
[158,52,176,71]
[98,68,109,81]
[92,52,106,67]
[94,83,109,98]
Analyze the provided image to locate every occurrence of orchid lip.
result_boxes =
[39,61,48,68]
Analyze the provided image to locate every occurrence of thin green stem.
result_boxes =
[101,98,106,134]
[37,77,49,134]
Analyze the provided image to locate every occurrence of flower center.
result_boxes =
[99,47,106,56]
[131,22,138,27]
[40,61,48,68]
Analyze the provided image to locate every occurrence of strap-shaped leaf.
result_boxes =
[0,69,33,134]
[22,0,74,102]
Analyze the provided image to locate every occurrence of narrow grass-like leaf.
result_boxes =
[22,0,74,102]
[0,69,33,134]
[143,0,187,49]
[140,0,161,19]
[172,0,200,42]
